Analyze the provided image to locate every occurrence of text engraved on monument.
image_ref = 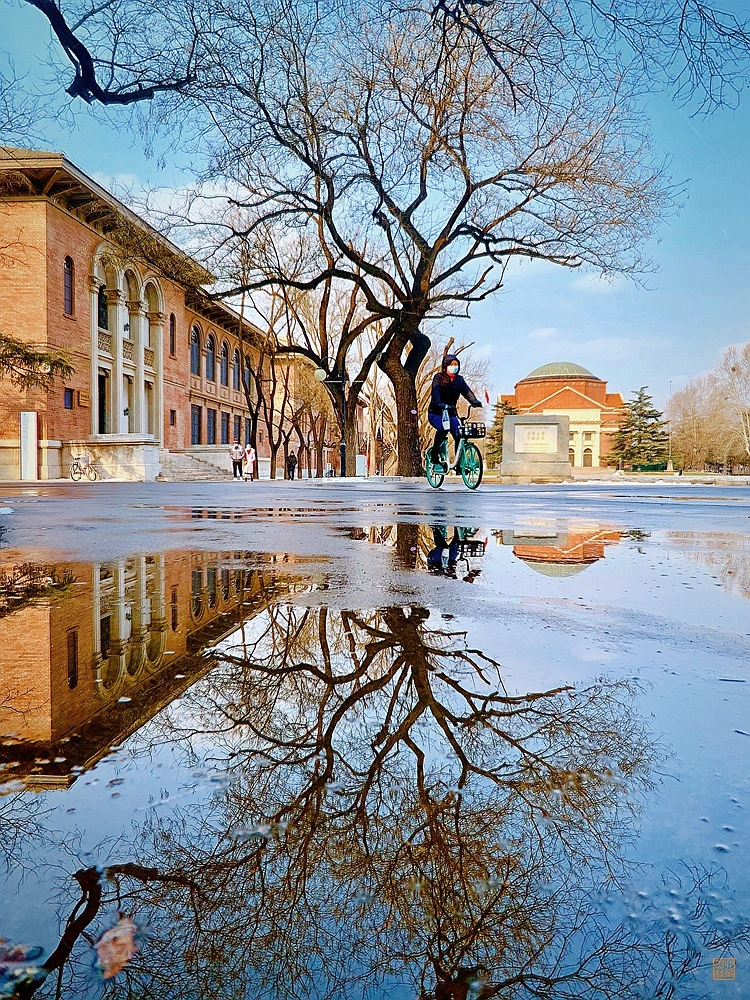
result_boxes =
[514,424,558,454]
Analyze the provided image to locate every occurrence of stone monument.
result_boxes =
[500,414,572,480]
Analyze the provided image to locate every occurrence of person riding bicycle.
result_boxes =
[428,354,482,471]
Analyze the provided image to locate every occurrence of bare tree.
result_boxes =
[671,344,750,471]
[15,0,750,114]
[187,1,668,472]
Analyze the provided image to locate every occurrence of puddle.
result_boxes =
[1,521,748,998]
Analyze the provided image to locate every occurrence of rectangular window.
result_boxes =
[169,409,177,426]
[169,314,176,356]
[234,415,242,442]
[206,408,217,445]
[244,418,251,445]
[64,387,74,409]
[67,630,78,689]
[170,585,179,631]
[221,411,230,445]
[583,431,593,442]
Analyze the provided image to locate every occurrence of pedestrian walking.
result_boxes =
[286,451,298,480]
[230,440,244,480]
[244,443,257,481]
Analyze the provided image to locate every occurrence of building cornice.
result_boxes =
[0,146,214,289]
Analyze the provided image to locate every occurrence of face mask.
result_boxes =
[447,365,459,376]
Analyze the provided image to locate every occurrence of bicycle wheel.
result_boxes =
[424,450,445,489]
[70,462,82,481]
[460,442,483,490]
[86,465,98,481]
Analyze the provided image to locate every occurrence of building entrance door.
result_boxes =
[191,405,202,445]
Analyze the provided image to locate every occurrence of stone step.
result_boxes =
[157,450,234,482]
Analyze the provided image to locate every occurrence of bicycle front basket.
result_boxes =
[458,421,486,439]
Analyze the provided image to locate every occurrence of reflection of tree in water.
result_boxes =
[0,563,75,618]
[669,531,750,600]
[6,605,748,999]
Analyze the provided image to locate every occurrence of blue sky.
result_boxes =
[2,0,749,408]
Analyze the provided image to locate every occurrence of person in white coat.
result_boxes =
[244,443,257,481]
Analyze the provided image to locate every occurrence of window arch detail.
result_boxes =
[206,334,216,382]
[97,285,109,330]
[190,327,201,376]
[63,257,75,315]
[220,341,229,386]
[232,349,241,391]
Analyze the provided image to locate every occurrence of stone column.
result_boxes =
[107,289,125,434]
[148,311,166,444]
[127,299,146,435]
[88,275,100,437]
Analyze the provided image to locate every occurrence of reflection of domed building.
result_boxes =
[501,362,625,468]
[497,526,623,575]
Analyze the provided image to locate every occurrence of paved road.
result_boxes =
[1,478,748,562]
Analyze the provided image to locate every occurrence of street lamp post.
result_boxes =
[315,366,348,477]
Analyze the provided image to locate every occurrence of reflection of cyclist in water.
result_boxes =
[427,527,461,575]
[427,526,486,581]
[428,354,482,471]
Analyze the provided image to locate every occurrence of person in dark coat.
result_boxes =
[286,451,298,480]
[428,354,482,470]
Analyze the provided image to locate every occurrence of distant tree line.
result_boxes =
[670,343,750,472]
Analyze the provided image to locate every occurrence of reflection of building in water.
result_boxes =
[0,552,310,788]
[668,532,750,600]
[495,525,622,576]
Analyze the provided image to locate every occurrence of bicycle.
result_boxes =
[69,455,98,481]
[424,418,485,490]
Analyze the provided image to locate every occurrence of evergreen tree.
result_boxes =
[612,387,669,466]
[0,333,73,390]
[485,400,517,468]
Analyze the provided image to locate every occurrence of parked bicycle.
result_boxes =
[69,455,98,481]
[424,418,484,490]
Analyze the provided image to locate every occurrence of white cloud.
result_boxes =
[528,326,559,341]
[570,273,628,295]
[568,336,635,363]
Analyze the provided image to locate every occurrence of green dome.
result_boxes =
[523,362,596,379]
[518,559,593,577]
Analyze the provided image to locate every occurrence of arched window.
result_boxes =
[169,314,176,356]
[206,335,216,382]
[220,342,229,386]
[190,327,201,376]
[63,257,74,315]
[569,448,575,466]
[583,448,593,468]
[98,285,108,330]
[232,349,241,390]
[243,357,251,391]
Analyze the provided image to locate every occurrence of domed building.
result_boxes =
[500,362,625,468]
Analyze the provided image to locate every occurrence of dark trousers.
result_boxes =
[232,460,243,478]
[287,466,296,480]
[428,412,461,462]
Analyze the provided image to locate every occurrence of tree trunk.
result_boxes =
[379,321,431,476]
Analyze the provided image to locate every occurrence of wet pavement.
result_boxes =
[0,481,748,998]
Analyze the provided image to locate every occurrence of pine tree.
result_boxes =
[611,387,669,467]
[485,400,517,468]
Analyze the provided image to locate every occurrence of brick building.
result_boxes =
[500,362,625,468]
[0,545,310,788]
[0,146,291,481]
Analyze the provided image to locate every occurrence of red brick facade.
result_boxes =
[0,147,276,480]
[501,362,625,467]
